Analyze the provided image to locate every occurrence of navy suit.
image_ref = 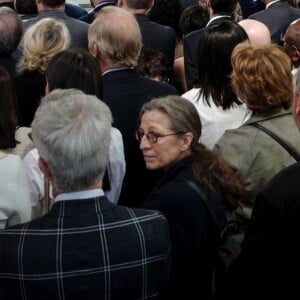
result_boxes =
[0,196,171,299]
[135,14,177,77]
[248,0,300,44]
[183,16,232,90]
[102,68,178,207]
[79,1,116,24]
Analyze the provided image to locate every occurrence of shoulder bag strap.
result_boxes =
[185,180,221,230]
[251,123,300,162]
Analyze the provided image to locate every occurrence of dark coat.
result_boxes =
[249,0,300,44]
[101,68,178,207]
[143,156,227,300]
[0,196,171,299]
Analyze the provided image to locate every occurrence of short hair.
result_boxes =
[17,18,70,73]
[124,0,152,9]
[88,6,142,67]
[238,19,271,45]
[32,89,112,192]
[0,7,23,55]
[210,0,238,15]
[139,95,243,209]
[41,0,65,7]
[46,49,103,99]
[197,20,248,109]
[231,43,293,111]
[0,65,19,149]
[179,4,209,36]
[136,47,168,82]
[15,0,38,15]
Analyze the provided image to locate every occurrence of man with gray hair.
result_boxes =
[89,6,178,207]
[0,89,171,299]
[0,7,22,76]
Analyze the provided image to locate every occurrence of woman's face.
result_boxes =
[138,109,192,170]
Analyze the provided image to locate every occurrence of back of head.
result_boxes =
[32,89,112,192]
[0,65,18,149]
[179,3,209,36]
[209,0,238,15]
[17,17,70,72]
[15,0,38,15]
[46,49,103,99]
[123,0,152,9]
[197,20,248,109]
[238,19,271,45]
[0,7,23,55]
[40,0,65,8]
[88,6,142,67]
[231,43,293,112]
[136,47,168,82]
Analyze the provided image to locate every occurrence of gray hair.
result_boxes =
[88,6,142,67]
[0,7,23,55]
[32,89,112,192]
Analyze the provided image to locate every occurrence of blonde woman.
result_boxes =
[15,17,70,126]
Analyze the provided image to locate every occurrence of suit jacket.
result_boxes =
[102,68,178,207]
[0,196,171,300]
[23,11,89,50]
[135,14,177,77]
[231,162,300,300]
[248,0,300,44]
[183,16,232,90]
[79,1,116,24]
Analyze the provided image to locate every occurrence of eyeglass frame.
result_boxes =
[135,130,186,144]
[280,32,300,52]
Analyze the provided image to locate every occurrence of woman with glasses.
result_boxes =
[137,95,244,300]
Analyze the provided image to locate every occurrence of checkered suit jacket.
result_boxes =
[0,196,171,300]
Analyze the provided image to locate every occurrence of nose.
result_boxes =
[139,134,152,150]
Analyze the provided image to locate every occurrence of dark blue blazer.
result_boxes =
[79,1,116,24]
[0,196,171,299]
[102,68,178,207]
[249,0,300,44]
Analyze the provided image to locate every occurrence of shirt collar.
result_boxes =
[55,188,104,202]
[266,0,280,9]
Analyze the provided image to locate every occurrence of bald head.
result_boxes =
[239,19,271,46]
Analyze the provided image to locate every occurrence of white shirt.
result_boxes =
[182,88,250,149]
[22,127,126,219]
[0,152,31,228]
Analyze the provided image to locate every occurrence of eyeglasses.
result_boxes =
[281,33,300,52]
[136,130,185,144]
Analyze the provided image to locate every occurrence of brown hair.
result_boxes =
[231,42,293,112]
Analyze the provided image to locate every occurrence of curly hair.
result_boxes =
[17,18,70,73]
[231,43,293,112]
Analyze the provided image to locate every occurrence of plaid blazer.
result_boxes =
[0,196,171,300]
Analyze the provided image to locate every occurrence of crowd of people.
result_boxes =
[1,0,300,299]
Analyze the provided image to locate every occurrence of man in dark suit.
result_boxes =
[248,0,300,44]
[183,0,237,89]
[118,0,176,78]
[79,0,116,24]
[88,6,178,207]
[0,89,171,299]
[22,0,89,50]
[0,7,22,76]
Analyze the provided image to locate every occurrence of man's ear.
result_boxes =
[117,0,124,7]
[38,157,52,180]
[89,42,98,58]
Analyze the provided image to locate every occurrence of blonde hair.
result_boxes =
[231,42,293,111]
[88,6,142,67]
[17,18,70,73]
